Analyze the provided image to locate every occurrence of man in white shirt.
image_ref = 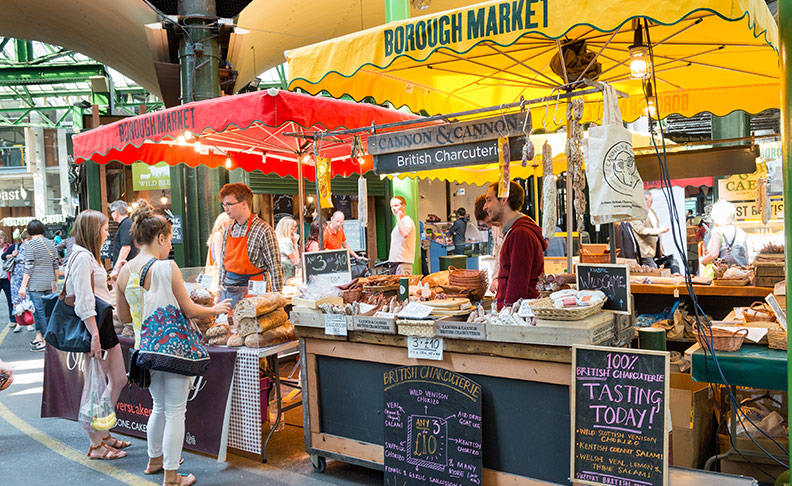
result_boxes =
[388,196,416,275]
[630,191,670,268]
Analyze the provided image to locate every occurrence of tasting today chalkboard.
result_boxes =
[384,366,482,486]
[303,249,351,285]
[576,263,631,314]
[571,345,670,486]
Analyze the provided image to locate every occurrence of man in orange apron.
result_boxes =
[218,183,284,308]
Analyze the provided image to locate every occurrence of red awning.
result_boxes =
[644,177,714,189]
[72,89,421,180]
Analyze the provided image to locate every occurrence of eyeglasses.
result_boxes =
[222,200,243,209]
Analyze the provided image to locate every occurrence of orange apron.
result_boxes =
[223,215,265,285]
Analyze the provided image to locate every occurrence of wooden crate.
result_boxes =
[291,296,343,309]
[486,311,615,346]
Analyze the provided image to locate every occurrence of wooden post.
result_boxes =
[92,104,108,216]
[367,195,378,263]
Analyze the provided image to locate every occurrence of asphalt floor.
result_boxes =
[0,317,382,486]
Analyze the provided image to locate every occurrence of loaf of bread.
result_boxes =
[259,309,288,332]
[227,333,245,347]
[193,316,215,336]
[205,324,230,339]
[421,271,449,288]
[190,288,215,306]
[244,322,295,348]
[233,293,287,319]
[207,334,229,346]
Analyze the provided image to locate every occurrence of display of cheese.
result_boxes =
[233,293,287,319]
[244,322,295,348]
[237,308,289,337]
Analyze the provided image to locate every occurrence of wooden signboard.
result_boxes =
[571,345,670,486]
[576,263,631,314]
[303,249,352,286]
[368,112,529,155]
[384,365,482,486]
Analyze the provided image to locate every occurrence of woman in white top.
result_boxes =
[275,216,300,279]
[68,210,130,459]
[700,200,749,267]
[116,203,230,486]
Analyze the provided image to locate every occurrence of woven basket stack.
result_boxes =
[448,267,488,300]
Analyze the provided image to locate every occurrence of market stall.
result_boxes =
[282,0,785,483]
[69,89,422,460]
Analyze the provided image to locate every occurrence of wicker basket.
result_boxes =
[397,319,435,337]
[695,327,748,352]
[712,278,751,286]
[529,298,606,321]
[342,288,363,304]
[742,302,775,323]
[768,328,787,350]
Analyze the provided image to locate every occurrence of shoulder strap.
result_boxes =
[725,227,737,249]
[62,249,94,298]
[139,258,159,289]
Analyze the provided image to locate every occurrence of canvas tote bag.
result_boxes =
[585,83,648,225]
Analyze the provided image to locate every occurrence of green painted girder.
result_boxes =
[0,87,149,99]
[0,62,107,86]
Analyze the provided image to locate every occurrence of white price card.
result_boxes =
[247,280,267,296]
[196,274,212,289]
[324,314,348,336]
[397,302,433,319]
[518,300,535,319]
[216,313,228,324]
[407,336,443,361]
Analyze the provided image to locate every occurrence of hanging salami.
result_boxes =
[566,98,586,233]
[541,141,557,239]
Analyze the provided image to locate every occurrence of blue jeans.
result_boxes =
[28,291,48,334]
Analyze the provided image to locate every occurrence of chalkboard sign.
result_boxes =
[170,215,183,244]
[343,219,365,253]
[303,249,351,286]
[576,263,631,314]
[571,345,669,486]
[384,365,482,486]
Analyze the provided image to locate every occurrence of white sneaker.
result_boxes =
[26,325,35,332]
[12,323,22,333]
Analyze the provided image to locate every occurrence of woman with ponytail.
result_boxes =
[116,201,230,486]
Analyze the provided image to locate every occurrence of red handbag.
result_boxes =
[15,309,34,326]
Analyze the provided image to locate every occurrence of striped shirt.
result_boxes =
[24,236,58,291]
[219,216,284,292]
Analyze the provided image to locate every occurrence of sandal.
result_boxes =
[163,470,196,486]
[145,456,185,474]
[102,434,131,449]
[87,443,126,460]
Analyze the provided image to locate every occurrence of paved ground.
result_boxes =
[0,316,382,486]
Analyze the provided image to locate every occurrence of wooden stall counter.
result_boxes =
[631,283,774,298]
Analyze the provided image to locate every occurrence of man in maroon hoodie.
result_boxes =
[483,181,547,309]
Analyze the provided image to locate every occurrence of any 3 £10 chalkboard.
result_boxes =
[384,366,482,486]
[576,263,631,314]
[303,249,352,286]
[571,345,670,486]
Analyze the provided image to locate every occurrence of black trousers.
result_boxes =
[0,278,12,323]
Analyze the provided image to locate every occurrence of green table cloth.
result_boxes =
[692,344,787,391]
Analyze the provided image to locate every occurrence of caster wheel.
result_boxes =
[311,455,326,473]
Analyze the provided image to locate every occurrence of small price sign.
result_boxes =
[324,314,348,336]
[196,274,212,289]
[247,280,267,296]
[407,336,443,361]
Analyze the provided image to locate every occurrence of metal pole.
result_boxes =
[314,134,324,250]
[566,117,574,273]
[778,0,792,467]
[298,151,305,256]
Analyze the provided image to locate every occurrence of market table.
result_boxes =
[691,344,787,471]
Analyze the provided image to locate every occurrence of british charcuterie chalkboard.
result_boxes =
[576,263,631,314]
[303,249,351,286]
[384,366,482,486]
[571,345,669,486]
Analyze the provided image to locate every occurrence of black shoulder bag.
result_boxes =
[127,258,157,389]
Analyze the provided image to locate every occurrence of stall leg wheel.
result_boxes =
[310,454,326,473]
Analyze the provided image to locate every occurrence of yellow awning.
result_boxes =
[287,0,778,129]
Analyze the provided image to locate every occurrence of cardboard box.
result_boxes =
[670,372,715,469]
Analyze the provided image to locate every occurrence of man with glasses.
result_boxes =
[109,200,138,280]
[218,183,283,307]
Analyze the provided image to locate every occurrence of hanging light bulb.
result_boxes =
[629,24,651,80]
[176,135,186,145]
[410,0,431,9]
[225,156,232,169]
[183,131,193,141]
[357,156,366,165]
[160,195,169,205]
[301,153,312,165]
[644,80,657,118]
[194,140,202,152]
[307,196,314,204]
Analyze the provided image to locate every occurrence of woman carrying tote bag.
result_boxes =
[117,204,229,486]
[69,210,130,459]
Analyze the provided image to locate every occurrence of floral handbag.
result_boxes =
[136,260,210,376]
